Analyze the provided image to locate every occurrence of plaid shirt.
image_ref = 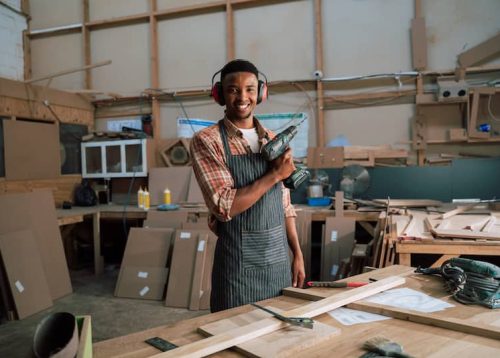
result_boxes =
[190,117,296,223]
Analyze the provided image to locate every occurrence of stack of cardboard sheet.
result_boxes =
[0,190,72,319]
[165,228,217,311]
[114,227,174,300]
[372,204,500,268]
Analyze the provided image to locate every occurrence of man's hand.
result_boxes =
[271,148,295,181]
[292,253,306,288]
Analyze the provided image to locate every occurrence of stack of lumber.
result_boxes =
[307,145,408,168]
[343,145,408,167]
[373,202,500,268]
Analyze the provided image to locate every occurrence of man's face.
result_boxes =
[222,72,258,121]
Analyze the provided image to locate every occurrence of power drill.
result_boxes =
[261,125,310,190]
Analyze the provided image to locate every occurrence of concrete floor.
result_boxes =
[0,265,208,358]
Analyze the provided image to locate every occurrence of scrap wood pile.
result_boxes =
[369,200,500,268]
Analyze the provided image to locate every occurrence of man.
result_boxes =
[190,59,305,312]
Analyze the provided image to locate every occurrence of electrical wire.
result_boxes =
[487,94,500,122]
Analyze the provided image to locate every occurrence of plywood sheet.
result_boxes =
[115,266,168,300]
[322,217,356,281]
[148,167,192,205]
[199,234,217,310]
[0,230,53,319]
[0,190,72,300]
[198,306,340,357]
[120,228,174,268]
[4,120,60,180]
[165,229,215,308]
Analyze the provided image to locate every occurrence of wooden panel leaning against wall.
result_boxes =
[0,77,94,207]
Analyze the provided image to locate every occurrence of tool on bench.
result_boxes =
[306,281,368,288]
[251,303,314,329]
[260,118,310,190]
[416,258,500,309]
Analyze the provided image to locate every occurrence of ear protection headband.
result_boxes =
[210,69,268,106]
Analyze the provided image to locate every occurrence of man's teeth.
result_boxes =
[237,104,248,109]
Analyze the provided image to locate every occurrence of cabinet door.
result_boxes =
[84,146,103,175]
[105,145,122,174]
[124,142,144,174]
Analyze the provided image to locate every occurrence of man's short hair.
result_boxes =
[220,59,258,81]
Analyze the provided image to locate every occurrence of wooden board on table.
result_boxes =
[373,199,443,207]
[198,306,340,357]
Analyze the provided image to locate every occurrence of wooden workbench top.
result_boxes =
[93,265,500,357]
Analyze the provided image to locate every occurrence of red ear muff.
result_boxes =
[257,80,268,104]
[211,81,225,106]
[210,67,268,106]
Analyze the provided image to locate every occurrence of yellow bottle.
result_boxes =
[137,187,144,208]
[143,188,150,211]
[163,187,171,205]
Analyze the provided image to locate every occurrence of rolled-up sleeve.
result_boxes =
[190,131,237,222]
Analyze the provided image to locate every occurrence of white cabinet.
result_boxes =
[81,139,148,178]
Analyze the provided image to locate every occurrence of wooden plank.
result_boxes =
[198,306,340,357]
[468,90,490,139]
[458,32,500,67]
[440,203,479,219]
[82,0,91,89]
[153,276,405,357]
[226,1,235,60]
[284,285,500,342]
[411,17,427,70]
[24,60,111,84]
[350,301,500,341]
[373,199,442,207]
[307,147,344,169]
[314,0,324,147]
[334,191,344,217]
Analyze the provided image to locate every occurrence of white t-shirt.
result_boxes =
[240,127,260,153]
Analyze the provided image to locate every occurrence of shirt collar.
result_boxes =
[223,116,269,140]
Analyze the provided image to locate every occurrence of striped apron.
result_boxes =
[210,121,292,312]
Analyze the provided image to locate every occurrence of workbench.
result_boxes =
[56,204,209,275]
[93,265,500,357]
[397,239,500,268]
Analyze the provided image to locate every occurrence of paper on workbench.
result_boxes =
[364,287,454,313]
[328,307,391,325]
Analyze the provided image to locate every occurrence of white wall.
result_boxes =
[22,0,500,148]
[0,2,26,81]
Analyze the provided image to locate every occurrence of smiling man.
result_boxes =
[190,59,305,312]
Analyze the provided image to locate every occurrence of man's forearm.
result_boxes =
[229,170,281,217]
[285,216,302,257]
